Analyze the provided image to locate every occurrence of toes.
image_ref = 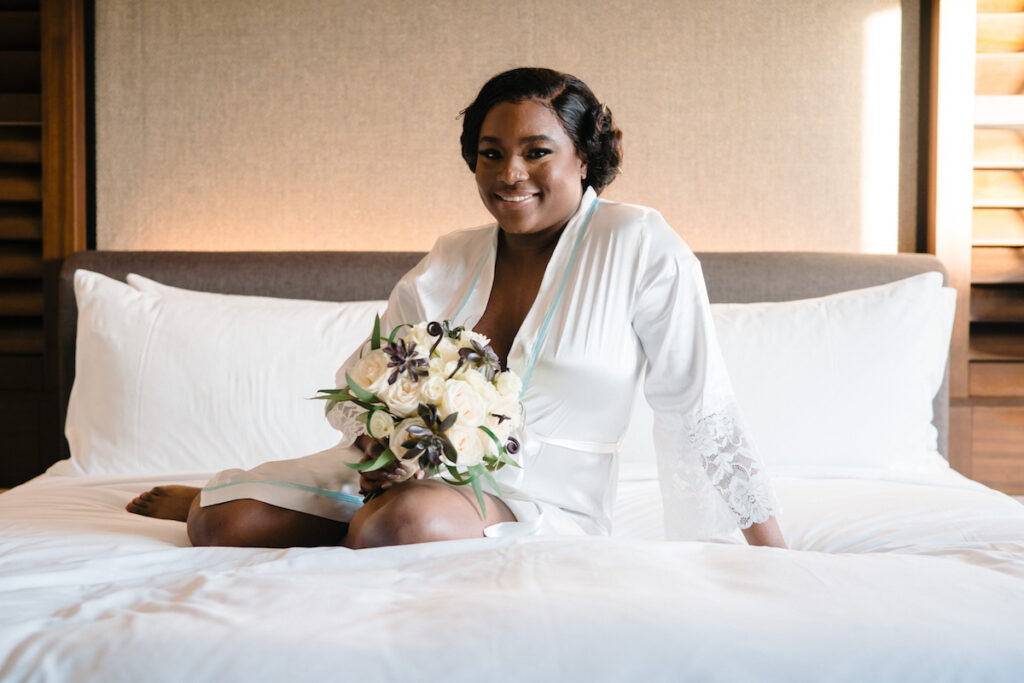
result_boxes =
[126,498,150,515]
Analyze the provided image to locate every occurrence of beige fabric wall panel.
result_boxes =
[96,0,908,252]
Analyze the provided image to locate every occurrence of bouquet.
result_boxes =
[316,317,524,517]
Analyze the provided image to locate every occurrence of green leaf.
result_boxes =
[345,448,396,472]
[481,467,502,496]
[468,465,487,519]
[354,397,382,409]
[370,314,382,350]
[478,425,502,452]
[345,372,376,403]
[322,398,340,417]
[500,450,522,469]
[311,388,347,399]
[389,323,412,341]
[444,464,471,485]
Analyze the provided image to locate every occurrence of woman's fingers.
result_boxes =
[359,458,419,493]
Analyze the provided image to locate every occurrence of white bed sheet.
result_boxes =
[2,469,1024,682]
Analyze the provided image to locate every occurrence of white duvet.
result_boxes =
[2,468,1024,682]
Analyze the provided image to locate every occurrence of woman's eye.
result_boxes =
[525,148,552,160]
[479,149,501,160]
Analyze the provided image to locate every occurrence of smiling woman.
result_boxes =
[128,67,786,550]
[473,100,587,239]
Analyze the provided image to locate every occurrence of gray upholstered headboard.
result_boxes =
[57,250,950,466]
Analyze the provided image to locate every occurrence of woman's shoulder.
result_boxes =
[591,197,698,265]
[426,223,495,259]
[399,223,495,292]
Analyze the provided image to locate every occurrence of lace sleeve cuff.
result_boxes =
[687,409,777,530]
[326,402,366,448]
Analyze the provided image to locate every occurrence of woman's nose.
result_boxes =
[498,156,528,184]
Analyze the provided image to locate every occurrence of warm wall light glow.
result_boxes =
[860,6,902,253]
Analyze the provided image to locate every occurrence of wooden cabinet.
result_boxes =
[972,406,1024,491]
[970,4,1024,493]
[935,1,1024,494]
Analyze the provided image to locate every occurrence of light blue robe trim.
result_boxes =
[203,479,365,505]
[519,198,600,393]
[452,240,494,323]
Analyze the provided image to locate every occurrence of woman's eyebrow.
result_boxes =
[478,134,557,145]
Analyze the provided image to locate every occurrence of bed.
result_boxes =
[2,250,1023,682]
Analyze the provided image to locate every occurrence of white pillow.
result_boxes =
[620,272,956,476]
[58,269,384,476]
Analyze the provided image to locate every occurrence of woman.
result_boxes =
[128,67,786,549]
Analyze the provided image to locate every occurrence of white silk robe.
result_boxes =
[331,187,778,539]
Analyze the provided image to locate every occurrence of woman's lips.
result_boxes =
[494,192,539,205]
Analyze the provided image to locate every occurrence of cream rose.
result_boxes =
[434,337,461,364]
[407,323,433,353]
[489,394,524,430]
[461,370,499,412]
[446,424,485,467]
[443,360,463,381]
[419,374,446,404]
[483,412,513,446]
[440,379,487,427]
[378,374,422,417]
[366,409,395,440]
[348,349,390,395]
[495,371,522,399]
[459,330,491,349]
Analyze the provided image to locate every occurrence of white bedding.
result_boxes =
[3,469,1024,682]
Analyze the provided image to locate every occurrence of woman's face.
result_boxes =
[475,100,586,237]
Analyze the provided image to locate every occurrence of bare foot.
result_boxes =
[126,485,200,522]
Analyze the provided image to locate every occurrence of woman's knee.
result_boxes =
[348,481,487,549]
[186,497,248,547]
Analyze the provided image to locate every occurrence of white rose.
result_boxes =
[348,349,390,395]
[378,374,422,417]
[407,323,433,353]
[366,409,395,440]
[489,395,524,429]
[459,330,491,349]
[434,337,461,364]
[391,417,427,462]
[443,360,462,381]
[483,412,513,445]
[446,424,485,467]
[461,368,489,394]
[495,371,523,399]
[440,379,487,427]
[461,370,499,411]
[419,374,446,404]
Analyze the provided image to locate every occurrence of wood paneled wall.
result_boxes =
[0,0,86,486]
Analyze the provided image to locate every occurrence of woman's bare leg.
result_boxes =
[128,478,511,549]
[128,485,347,547]
[185,494,348,548]
[345,479,515,549]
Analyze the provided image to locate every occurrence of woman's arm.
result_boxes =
[630,214,785,544]
[741,516,788,548]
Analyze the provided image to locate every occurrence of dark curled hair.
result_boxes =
[460,67,623,194]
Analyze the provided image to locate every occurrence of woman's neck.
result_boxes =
[499,222,566,259]
[498,193,584,258]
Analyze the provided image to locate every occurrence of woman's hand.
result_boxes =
[355,434,423,496]
[741,517,788,549]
